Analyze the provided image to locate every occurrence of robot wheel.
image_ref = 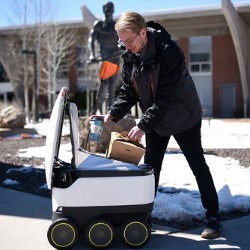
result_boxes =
[120,217,151,248]
[47,218,78,249]
[85,218,115,249]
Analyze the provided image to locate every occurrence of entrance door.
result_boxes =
[220,84,236,117]
[192,74,213,117]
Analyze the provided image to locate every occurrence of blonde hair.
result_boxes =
[115,11,147,33]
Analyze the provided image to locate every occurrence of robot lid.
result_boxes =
[45,87,67,189]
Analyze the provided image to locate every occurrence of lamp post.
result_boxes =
[22,50,38,122]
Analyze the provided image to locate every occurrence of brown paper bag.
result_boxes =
[106,131,145,165]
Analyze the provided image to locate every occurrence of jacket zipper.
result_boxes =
[149,74,155,100]
[132,76,140,96]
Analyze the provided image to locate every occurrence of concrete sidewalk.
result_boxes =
[0,187,249,250]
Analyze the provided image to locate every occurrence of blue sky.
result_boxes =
[0,0,248,28]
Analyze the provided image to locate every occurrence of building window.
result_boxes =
[7,92,14,102]
[56,60,68,79]
[189,36,211,73]
[76,47,89,79]
[77,47,88,68]
[0,64,9,82]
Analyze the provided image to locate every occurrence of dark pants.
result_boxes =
[144,120,219,218]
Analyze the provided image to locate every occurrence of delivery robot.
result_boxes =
[45,62,155,249]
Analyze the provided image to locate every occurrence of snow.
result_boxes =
[24,119,70,137]
[168,119,250,149]
[152,153,250,221]
[3,179,19,185]
[4,118,250,222]
[6,166,34,174]
[39,183,48,189]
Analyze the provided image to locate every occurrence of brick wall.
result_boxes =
[68,48,78,93]
[178,37,189,65]
[212,35,243,117]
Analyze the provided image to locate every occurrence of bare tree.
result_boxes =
[0,0,46,122]
[0,0,33,114]
[0,0,79,121]
[41,23,79,110]
[0,35,25,108]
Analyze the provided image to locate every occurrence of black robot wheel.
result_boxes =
[121,218,151,248]
[47,218,78,249]
[85,219,115,249]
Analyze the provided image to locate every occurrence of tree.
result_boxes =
[0,0,79,122]
[0,35,24,107]
[0,0,44,122]
[41,23,79,110]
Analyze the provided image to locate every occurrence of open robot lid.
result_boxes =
[45,87,67,189]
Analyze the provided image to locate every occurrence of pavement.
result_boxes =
[0,187,249,250]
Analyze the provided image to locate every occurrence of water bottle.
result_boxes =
[89,118,104,142]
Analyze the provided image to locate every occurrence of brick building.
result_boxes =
[0,0,249,118]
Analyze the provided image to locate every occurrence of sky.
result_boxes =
[1,0,249,28]
[3,118,250,223]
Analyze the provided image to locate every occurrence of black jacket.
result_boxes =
[109,21,202,136]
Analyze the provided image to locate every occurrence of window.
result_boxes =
[77,47,88,68]
[190,53,210,62]
[57,59,68,79]
[0,64,9,82]
[189,37,212,73]
[76,47,89,79]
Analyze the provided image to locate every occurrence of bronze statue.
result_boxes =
[88,2,121,114]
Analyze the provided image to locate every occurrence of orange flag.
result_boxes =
[99,61,119,80]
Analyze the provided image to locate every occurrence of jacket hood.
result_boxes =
[146,21,171,45]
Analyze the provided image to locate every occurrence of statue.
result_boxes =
[88,1,121,114]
